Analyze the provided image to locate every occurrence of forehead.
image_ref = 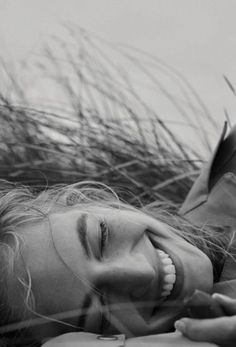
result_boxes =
[16,215,91,317]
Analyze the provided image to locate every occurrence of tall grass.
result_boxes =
[0,26,220,207]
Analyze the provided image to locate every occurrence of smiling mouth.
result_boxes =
[147,231,178,303]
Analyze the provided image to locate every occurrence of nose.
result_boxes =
[95,253,155,297]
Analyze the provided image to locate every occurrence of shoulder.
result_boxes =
[180,123,236,227]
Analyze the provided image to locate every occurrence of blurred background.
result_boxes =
[0,0,235,207]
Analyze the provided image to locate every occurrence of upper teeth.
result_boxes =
[157,249,176,299]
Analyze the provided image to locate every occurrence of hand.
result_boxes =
[175,293,236,347]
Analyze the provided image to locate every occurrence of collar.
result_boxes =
[179,122,228,216]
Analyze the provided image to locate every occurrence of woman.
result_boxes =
[1,123,236,346]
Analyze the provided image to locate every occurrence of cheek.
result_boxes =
[111,214,147,239]
[35,276,84,314]
[173,239,213,292]
[174,237,208,262]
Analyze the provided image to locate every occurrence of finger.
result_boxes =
[212,293,236,315]
[175,316,236,346]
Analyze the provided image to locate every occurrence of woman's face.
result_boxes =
[13,206,213,337]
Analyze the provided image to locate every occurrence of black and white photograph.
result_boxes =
[0,1,236,346]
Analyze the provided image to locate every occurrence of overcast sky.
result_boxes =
[0,0,236,139]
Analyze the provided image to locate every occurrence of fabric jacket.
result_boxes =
[180,123,236,299]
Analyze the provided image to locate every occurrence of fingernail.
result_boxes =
[174,320,186,333]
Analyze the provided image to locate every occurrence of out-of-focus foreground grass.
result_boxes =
[0,27,220,208]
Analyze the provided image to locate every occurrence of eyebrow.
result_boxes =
[77,213,91,258]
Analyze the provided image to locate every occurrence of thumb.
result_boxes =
[175,316,236,346]
[212,293,236,315]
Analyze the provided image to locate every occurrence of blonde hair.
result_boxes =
[0,179,234,342]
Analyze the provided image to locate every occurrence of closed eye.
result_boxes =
[100,219,108,257]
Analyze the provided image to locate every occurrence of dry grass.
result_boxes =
[0,26,220,208]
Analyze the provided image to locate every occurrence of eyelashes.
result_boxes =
[99,219,109,257]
